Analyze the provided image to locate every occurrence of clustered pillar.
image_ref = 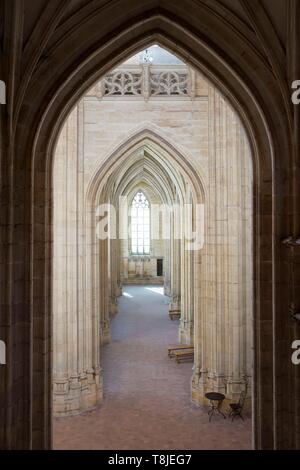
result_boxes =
[52,103,102,416]
[192,87,252,407]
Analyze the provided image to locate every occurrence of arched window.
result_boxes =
[131,191,150,254]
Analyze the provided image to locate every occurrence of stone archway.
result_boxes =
[1,1,297,450]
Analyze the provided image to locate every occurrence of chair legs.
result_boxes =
[207,401,226,422]
[229,409,244,422]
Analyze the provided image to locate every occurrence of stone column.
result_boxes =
[163,207,172,296]
[192,86,252,407]
[164,242,171,296]
[100,236,111,344]
[109,237,118,315]
[179,190,194,344]
[116,238,123,297]
[226,116,252,403]
[53,104,103,416]
[109,198,122,313]
[193,85,216,401]
[169,201,181,318]
[53,120,69,409]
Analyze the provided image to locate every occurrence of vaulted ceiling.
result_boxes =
[17,0,288,55]
[98,144,192,206]
[0,0,297,136]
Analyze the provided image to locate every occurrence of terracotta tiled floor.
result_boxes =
[53,285,252,450]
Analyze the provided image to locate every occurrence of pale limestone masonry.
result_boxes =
[1,0,299,450]
[53,63,252,416]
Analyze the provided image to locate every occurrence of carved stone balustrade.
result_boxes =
[91,64,198,100]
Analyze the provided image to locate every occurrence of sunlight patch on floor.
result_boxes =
[145,287,164,295]
[123,291,133,298]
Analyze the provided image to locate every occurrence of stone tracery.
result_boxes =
[96,64,191,99]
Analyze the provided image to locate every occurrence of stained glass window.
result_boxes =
[131,192,150,254]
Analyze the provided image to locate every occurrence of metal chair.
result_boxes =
[229,390,246,422]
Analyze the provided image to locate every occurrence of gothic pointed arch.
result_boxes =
[3,0,297,450]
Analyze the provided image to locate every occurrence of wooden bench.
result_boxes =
[173,349,194,363]
[168,344,194,358]
[169,311,181,321]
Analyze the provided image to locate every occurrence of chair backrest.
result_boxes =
[239,391,247,408]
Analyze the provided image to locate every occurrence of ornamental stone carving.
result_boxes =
[104,71,142,96]
[96,65,192,99]
[150,71,188,96]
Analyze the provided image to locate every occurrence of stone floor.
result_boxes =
[53,285,252,450]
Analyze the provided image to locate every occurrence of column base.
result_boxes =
[179,319,193,344]
[116,284,123,297]
[169,299,181,320]
[53,368,103,417]
[109,296,118,316]
[100,321,111,344]
[169,308,181,320]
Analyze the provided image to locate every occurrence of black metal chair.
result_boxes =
[229,390,246,422]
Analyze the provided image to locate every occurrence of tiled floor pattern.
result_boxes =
[54,285,252,449]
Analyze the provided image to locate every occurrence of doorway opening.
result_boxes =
[157,259,163,277]
[52,45,253,449]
